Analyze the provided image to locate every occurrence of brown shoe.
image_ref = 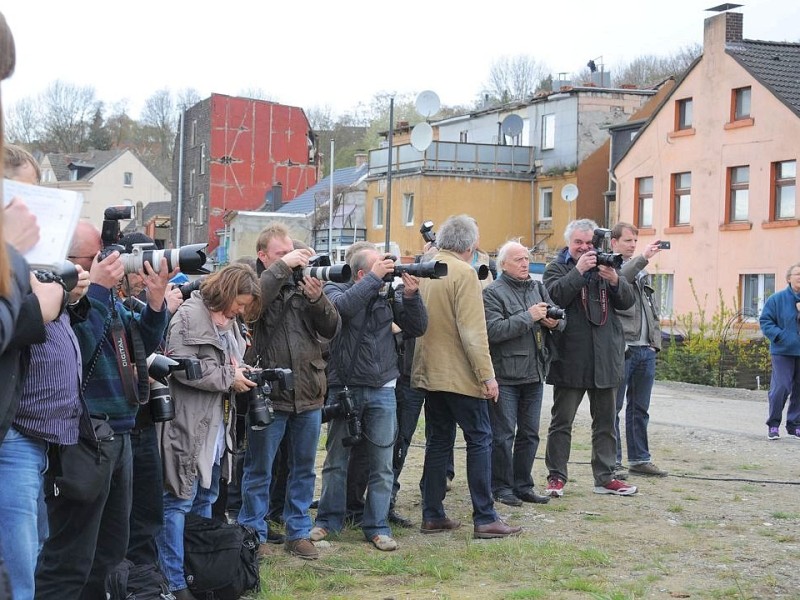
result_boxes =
[473,519,523,539]
[258,542,278,560]
[420,517,462,534]
[285,538,320,560]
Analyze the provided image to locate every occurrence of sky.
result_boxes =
[2,0,799,121]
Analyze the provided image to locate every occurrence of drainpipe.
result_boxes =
[176,111,185,246]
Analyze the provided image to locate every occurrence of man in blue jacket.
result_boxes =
[759,263,800,440]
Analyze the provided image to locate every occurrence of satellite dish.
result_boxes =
[561,184,579,203]
[410,122,433,151]
[415,90,441,118]
[501,114,524,137]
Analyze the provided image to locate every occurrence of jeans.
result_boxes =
[489,383,544,497]
[392,379,426,506]
[0,428,48,600]
[315,386,396,539]
[35,433,133,600]
[767,354,800,431]
[156,463,220,592]
[239,409,321,542]
[127,425,164,564]
[615,346,657,465]
[545,387,616,486]
[420,391,497,526]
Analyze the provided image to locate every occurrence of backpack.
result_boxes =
[183,514,260,600]
[105,559,175,600]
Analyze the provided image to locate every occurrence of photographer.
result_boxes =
[542,219,637,498]
[483,241,564,508]
[35,221,173,599]
[238,223,340,561]
[310,245,427,552]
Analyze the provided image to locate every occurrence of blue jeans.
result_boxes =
[0,428,48,600]
[767,354,800,431]
[615,346,657,465]
[315,386,396,540]
[420,391,497,526]
[156,463,220,592]
[489,383,543,497]
[239,408,321,542]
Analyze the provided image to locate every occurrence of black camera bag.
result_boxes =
[183,514,259,600]
[105,559,174,599]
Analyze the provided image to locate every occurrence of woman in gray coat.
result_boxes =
[156,264,261,600]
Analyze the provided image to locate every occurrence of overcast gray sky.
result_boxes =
[2,0,798,120]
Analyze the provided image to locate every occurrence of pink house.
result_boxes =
[613,10,799,323]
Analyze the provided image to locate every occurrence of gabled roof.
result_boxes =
[726,39,800,118]
[45,149,126,181]
[276,163,368,215]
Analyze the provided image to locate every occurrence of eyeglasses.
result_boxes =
[67,255,95,260]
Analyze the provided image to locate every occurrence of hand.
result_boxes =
[482,378,499,403]
[90,251,124,289]
[280,248,313,269]
[232,367,258,393]
[3,198,40,254]
[165,284,184,314]
[29,274,64,323]
[401,272,419,296]
[299,275,323,302]
[141,258,177,311]
[575,251,598,274]
[370,255,395,280]
[539,316,560,329]
[643,242,662,260]
[67,265,90,304]
[597,265,619,285]
[527,302,549,321]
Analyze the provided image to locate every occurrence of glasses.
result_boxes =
[67,255,95,260]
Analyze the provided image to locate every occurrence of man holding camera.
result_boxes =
[238,222,340,561]
[483,241,564,508]
[542,219,637,498]
[311,244,427,552]
[609,223,668,478]
[35,221,173,599]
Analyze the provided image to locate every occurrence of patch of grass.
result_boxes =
[770,511,798,520]
[503,588,546,599]
[667,504,685,513]
[562,577,603,593]
[736,463,761,471]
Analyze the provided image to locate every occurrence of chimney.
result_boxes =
[704,11,743,51]
[354,152,368,167]
[724,11,743,42]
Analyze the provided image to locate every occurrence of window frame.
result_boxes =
[635,176,654,229]
[541,114,555,150]
[373,197,384,228]
[402,193,414,226]
[771,160,796,220]
[539,187,553,221]
[671,172,691,226]
[123,171,133,187]
[675,98,693,131]
[732,87,751,121]
[651,274,674,320]
[199,144,207,175]
[726,165,750,223]
[740,273,775,321]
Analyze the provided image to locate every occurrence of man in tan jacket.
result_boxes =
[412,214,522,539]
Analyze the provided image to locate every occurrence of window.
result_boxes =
[539,188,553,221]
[42,169,54,183]
[672,172,691,226]
[459,131,468,143]
[541,114,555,150]
[732,87,751,121]
[200,144,206,175]
[651,274,674,319]
[196,193,205,226]
[741,273,775,320]
[373,197,384,228]
[773,160,796,220]
[728,166,749,222]
[189,169,195,196]
[636,176,654,229]
[676,98,693,130]
[402,193,414,225]
[123,172,133,186]
[191,120,197,146]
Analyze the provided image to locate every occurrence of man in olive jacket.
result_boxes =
[238,222,340,560]
[543,219,637,498]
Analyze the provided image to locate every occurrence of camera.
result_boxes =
[120,243,210,276]
[243,368,294,430]
[33,261,79,292]
[146,354,203,422]
[420,221,436,244]
[545,305,566,320]
[100,206,135,252]
[590,228,623,269]
[657,241,671,250]
[321,387,362,447]
[292,254,351,285]
[384,259,448,282]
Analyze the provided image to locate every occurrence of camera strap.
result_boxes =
[111,319,147,406]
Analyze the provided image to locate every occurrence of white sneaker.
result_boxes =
[371,534,398,551]
[309,526,328,542]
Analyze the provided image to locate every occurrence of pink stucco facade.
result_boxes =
[614,12,800,321]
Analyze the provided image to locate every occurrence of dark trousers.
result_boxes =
[420,391,497,526]
[35,433,133,600]
[345,442,370,522]
[127,426,163,565]
[767,354,800,431]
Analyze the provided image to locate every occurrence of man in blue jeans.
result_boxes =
[311,245,427,551]
[610,223,668,477]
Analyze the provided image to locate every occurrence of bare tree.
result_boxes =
[306,105,335,132]
[237,87,276,102]
[613,43,702,87]
[484,55,550,105]
[38,80,98,153]
[4,98,43,145]
[176,87,202,112]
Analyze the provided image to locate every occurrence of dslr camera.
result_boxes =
[384,257,448,282]
[321,387,362,447]
[146,354,203,422]
[292,254,351,285]
[243,367,294,430]
[545,305,566,320]
[590,228,623,269]
[33,261,80,292]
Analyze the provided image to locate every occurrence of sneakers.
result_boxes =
[285,538,319,560]
[545,476,565,497]
[613,464,629,480]
[629,462,669,477]
[309,526,328,542]
[768,427,780,440]
[790,429,800,439]
[371,534,398,551]
[594,479,638,495]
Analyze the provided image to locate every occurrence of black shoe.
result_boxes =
[516,490,551,504]
[266,528,285,544]
[388,509,413,528]
[309,499,319,510]
[495,493,523,507]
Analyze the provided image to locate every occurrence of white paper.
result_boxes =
[3,179,83,271]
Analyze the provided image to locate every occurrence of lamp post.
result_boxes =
[384,98,394,252]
